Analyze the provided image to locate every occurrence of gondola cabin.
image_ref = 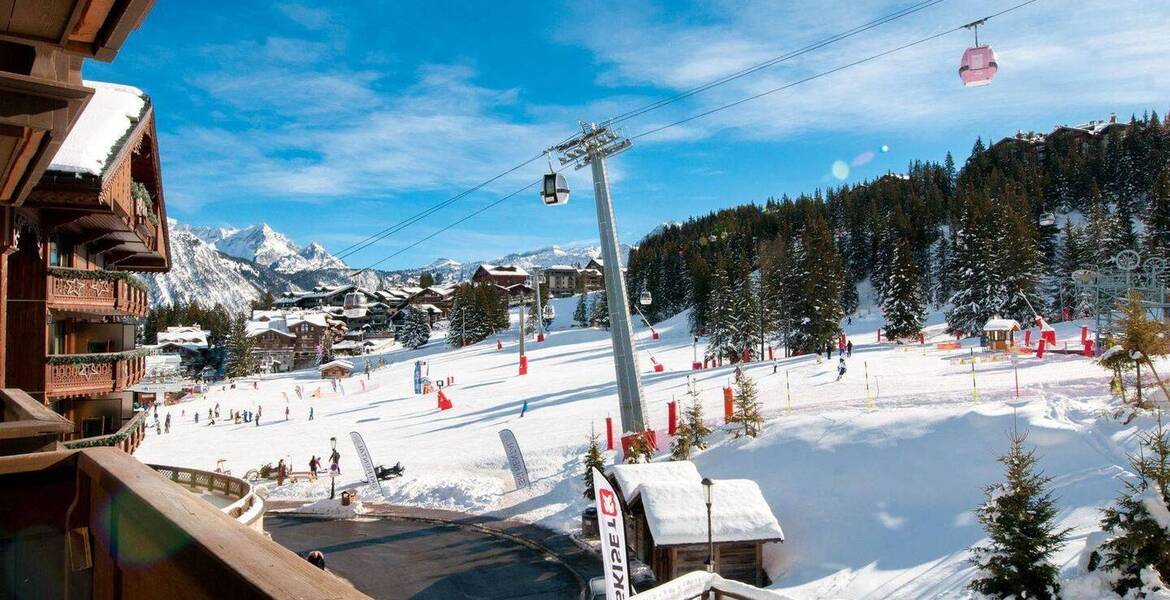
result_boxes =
[541,173,569,205]
[960,45,998,87]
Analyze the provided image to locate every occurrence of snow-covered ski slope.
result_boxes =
[136,296,1159,598]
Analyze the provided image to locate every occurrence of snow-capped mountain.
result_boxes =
[145,220,633,313]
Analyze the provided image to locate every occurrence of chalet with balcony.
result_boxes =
[247,310,345,372]
[544,265,579,296]
[409,285,455,317]
[5,80,168,441]
[472,263,528,287]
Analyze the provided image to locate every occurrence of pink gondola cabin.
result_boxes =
[959,45,998,87]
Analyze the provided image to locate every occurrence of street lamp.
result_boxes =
[329,436,338,500]
[702,477,714,573]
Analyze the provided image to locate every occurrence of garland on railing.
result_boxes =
[131,181,160,227]
[63,410,147,449]
[48,266,149,293]
[46,348,149,366]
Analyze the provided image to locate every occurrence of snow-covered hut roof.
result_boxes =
[546,264,578,272]
[477,263,529,277]
[607,461,701,503]
[410,303,441,313]
[639,479,785,546]
[49,81,148,176]
[982,318,1021,332]
[156,326,210,348]
[318,360,354,372]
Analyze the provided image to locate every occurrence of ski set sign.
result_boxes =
[498,429,530,489]
[350,431,382,496]
[593,467,631,600]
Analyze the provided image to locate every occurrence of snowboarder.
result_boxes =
[309,456,319,481]
[836,358,847,381]
[285,406,289,421]
[276,459,287,486]
[847,340,853,357]
[309,406,314,420]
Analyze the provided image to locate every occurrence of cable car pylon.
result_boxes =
[546,122,647,436]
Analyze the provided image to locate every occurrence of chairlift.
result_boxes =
[541,172,570,206]
[639,291,652,306]
[343,292,362,309]
[959,21,998,87]
[1039,212,1056,227]
[543,303,556,319]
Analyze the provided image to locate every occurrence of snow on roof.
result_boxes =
[546,264,578,272]
[640,479,785,546]
[607,461,701,503]
[156,326,210,347]
[50,81,148,176]
[983,318,1021,331]
[318,360,354,371]
[411,303,441,313]
[478,263,529,277]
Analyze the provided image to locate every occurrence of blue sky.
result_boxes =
[84,0,1170,270]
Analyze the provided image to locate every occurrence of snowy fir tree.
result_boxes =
[591,292,610,329]
[787,216,846,354]
[399,307,431,349]
[1097,290,1170,406]
[447,284,487,348]
[582,432,606,500]
[624,434,655,464]
[1088,417,1170,595]
[881,238,925,340]
[996,196,1046,324]
[945,196,1004,337]
[968,428,1070,600]
[704,261,739,362]
[1145,170,1170,262]
[573,292,590,327]
[224,313,256,378]
[684,390,712,450]
[730,370,763,438]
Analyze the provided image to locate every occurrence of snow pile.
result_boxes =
[640,479,785,546]
[297,496,368,518]
[608,460,701,502]
[50,81,146,175]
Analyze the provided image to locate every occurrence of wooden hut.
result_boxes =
[318,359,354,379]
[982,317,1022,351]
[608,462,785,587]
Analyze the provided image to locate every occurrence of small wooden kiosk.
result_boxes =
[983,317,1022,351]
[608,462,785,587]
[318,359,354,379]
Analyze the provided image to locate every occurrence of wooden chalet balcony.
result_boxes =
[46,267,148,316]
[45,352,145,399]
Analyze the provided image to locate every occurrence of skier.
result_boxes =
[520,399,528,418]
[309,456,319,481]
[836,358,847,381]
[847,340,853,357]
[155,420,161,435]
[824,343,832,361]
[208,408,213,421]
[285,406,289,421]
[255,413,260,427]
[195,412,199,424]
[309,406,314,421]
[164,413,171,433]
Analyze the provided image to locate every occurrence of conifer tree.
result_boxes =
[582,432,607,500]
[685,390,712,450]
[1089,417,1170,594]
[573,292,590,327]
[730,370,763,438]
[591,292,609,329]
[1145,170,1170,261]
[881,238,925,340]
[671,410,694,461]
[624,434,655,464]
[705,262,739,361]
[946,197,1003,336]
[787,216,846,353]
[224,313,257,378]
[968,429,1070,600]
[399,307,431,349]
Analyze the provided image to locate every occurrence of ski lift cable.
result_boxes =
[335,1,949,262]
[602,0,950,127]
[334,152,545,262]
[629,0,1042,142]
[352,0,1039,273]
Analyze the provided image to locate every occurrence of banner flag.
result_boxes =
[349,431,383,496]
[593,467,631,600]
[498,429,531,489]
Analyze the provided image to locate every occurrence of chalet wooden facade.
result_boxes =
[608,462,785,588]
[3,80,169,440]
[248,310,344,371]
[408,285,454,317]
[472,264,528,287]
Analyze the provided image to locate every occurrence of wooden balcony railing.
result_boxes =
[45,353,146,399]
[47,267,149,316]
[149,464,267,531]
[62,409,147,454]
